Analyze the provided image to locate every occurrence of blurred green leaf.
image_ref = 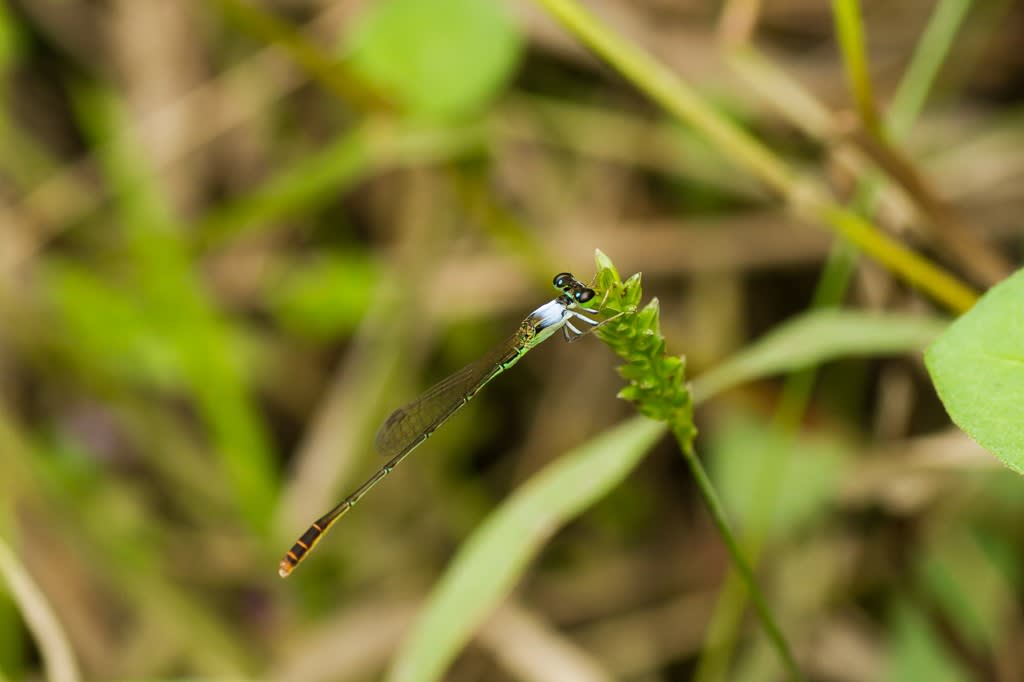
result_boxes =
[71,83,278,532]
[388,416,664,682]
[709,412,849,537]
[43,262,188,389]
[887,601,969,682]
[0,0,21,67]
[212,0,386,109]
[918,527,1017,651]
[22,439,256,674]
[693,309,948,402]
[926,267,1024,473]
[196,125,372,247]
[196,120,486,248]
[346,0,522,120]
[268,252,381,339]
[37,439,156,572]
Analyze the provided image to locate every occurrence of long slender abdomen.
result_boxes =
[277,329,536,577]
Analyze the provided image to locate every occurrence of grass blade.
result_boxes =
[387,416,665,682]
[832,0,882,136]
[692,310,948,404]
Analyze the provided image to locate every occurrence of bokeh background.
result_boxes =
[1,0,1023,681]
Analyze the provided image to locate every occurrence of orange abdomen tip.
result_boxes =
[279,523,323,578]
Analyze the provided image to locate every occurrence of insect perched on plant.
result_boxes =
[279,272,606,577]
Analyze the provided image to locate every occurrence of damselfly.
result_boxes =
[279,272,602,577]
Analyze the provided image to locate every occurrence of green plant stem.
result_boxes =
[694,243,857,682]
[833,0,1006,287]
[530,0,978,314]
[674,429,804,682]
[592,254,799,678]
[697,1,974,677]
[887,0,973,138]
[808,203,970,313]
[534,0,792,194]
[832,0,882,137]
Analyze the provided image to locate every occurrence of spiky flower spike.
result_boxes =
[591,249,696,450]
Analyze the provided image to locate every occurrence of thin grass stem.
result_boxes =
[531,0,978,314]
[832,0,883,137]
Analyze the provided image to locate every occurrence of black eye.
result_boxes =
[553,272,573,288]
[577,288,595,303]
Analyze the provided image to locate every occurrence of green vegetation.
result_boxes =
[927,269,1024,473]
[1,0,1022,681]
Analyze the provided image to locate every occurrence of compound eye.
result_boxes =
[577,288,595,303]
[552,272,573,289]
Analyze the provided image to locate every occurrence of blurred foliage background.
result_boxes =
[0,0,1023,681]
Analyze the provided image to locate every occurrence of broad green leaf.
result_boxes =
[388,417,665,682]
[709,412,849,537]
[346,0,522,120]
[925,268,1024,473]
[693,309,948,403]
[887,601,968,682]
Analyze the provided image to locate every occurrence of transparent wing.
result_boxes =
[374,336,518,458]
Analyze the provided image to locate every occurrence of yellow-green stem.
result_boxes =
[832,0,883,137]
[531,0,979,314]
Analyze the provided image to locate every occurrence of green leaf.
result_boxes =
[196,121,486,249]
[925,268,1024,473]
[43,262,188,389]
[387,416,665,682]
[346,0,522,120]
[71,83,277,532]
[887,601,969,682]
[709,412,849,537]
[268,253,381,340]
[693,309,948,403]
[917,527,1018,651]
[594,248,619,282]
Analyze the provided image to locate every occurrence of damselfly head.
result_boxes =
[552,272,595,305]
[552,272,575,290]
[574,288,595,304]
